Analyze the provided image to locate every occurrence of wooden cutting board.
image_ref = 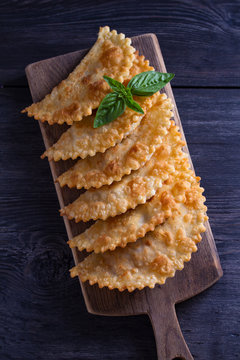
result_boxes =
[25,33,223,360]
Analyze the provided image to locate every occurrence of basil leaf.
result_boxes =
[94,92,126,128]
[127,71,175,96]
[103,76,126,94]
[124,97,144,114]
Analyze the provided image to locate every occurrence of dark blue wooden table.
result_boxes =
[0,1,239,359]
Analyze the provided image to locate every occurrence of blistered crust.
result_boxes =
[60,120,184,222]
[68,185,178,253]
[41,53,156,161]
[70,129,208,291]
[22,26,135,125]
[41,94,155,161]
[57,93,173,188]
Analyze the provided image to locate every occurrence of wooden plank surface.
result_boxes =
[0,0,240,358]
[1,0,240,87]
[1,87,239,359]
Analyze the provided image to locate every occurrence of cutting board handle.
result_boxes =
[148,299,193,360]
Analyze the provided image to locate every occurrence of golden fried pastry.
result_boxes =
[41,53,156,161]
[57,93,173,189]
[60,120,184,222]
[41,94,155,161]
[68,185,178,253]
[67,124,185,253]
[22,26,135,125]
[70,131,207,291]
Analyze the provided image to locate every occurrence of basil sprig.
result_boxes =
[94,71,174,128]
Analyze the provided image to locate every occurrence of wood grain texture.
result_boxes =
[1,0,240,87]
[1,0,240,357]
[1,87,239,359]
[23,34,222,360]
